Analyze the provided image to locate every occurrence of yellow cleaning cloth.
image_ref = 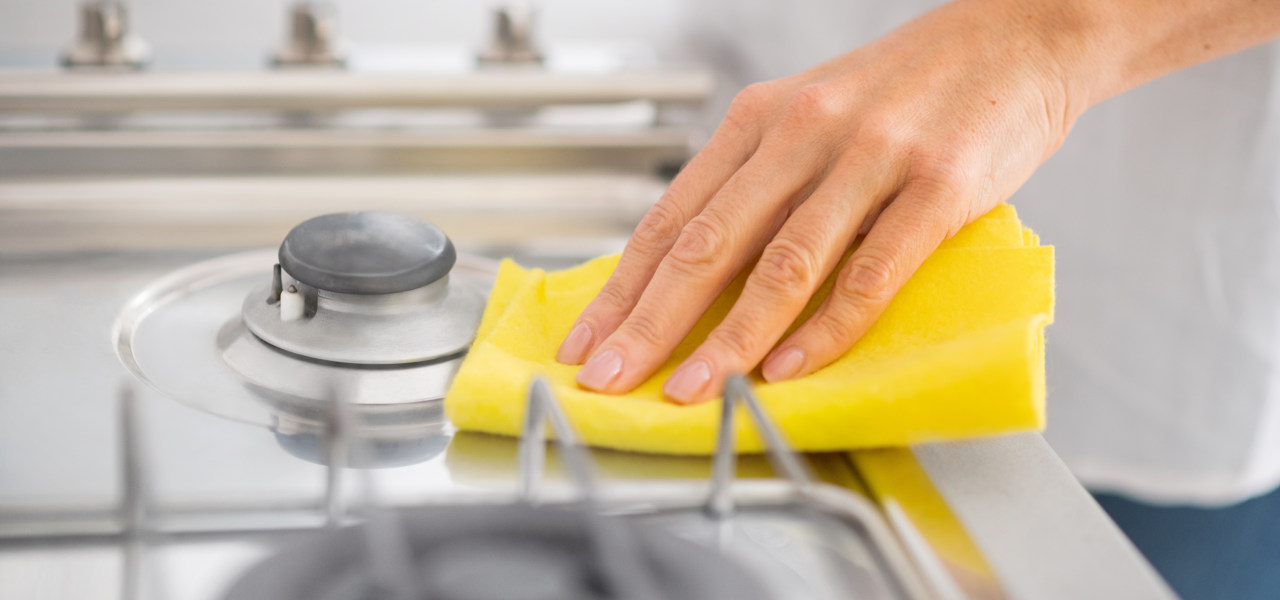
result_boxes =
[445,204,1054,454]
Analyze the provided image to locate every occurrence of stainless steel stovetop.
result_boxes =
[0,238,1174,600]
[0,31,1175,596]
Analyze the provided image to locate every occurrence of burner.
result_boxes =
[223,505,775,600]
[114,213,496,445]
[238,211,484,367]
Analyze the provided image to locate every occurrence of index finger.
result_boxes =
[554,116,760,364]
[574,136,825,394]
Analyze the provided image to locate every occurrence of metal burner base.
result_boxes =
[113,249,498,428]
[217,318,465,408]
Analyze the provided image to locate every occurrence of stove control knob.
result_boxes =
[61,1,151,70]
[278,211,457,295]
[477,4,543,65]
[271,2,345,69]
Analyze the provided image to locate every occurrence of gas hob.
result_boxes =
[0,212,1174,600]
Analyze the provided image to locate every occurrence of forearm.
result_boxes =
[1019,0,1280,113]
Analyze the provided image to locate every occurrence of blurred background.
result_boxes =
[0,1,689,70]
[0,0,716,265]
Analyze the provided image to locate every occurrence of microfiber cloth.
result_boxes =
[445,204,1054,454]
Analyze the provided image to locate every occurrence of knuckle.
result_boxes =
[904,164,977,241]
[708,325,758,360]
[590,282,632,313]
[916,192,969,240]
[913,158,974,198]
[668,216,728,272]
[852,112,903,154]
[724,82,777,130]
[809,312,857,351]
[907,137,980,193]
[620,312,666,348]
[754,238,820,293]
[629,200,684,255]
[837,251,897,307]
[783,84,846,126]
[730,82,777,115]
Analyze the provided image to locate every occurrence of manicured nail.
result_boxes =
[556,321,594,364]
[577,349,623,391]
[663,360,712,404]
[763,347,805,382]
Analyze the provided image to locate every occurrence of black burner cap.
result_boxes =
[279,211,456,295]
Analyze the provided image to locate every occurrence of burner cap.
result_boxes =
[279,211,457,295]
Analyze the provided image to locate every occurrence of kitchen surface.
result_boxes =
[1,2,1181,599]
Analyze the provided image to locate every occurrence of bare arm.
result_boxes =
[557,0,1280,404]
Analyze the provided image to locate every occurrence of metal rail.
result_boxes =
[0,70,714,113]
[323,386,419,600]
[708,373,814,518]
[117,386,170,600]
[60,377,938,600]
[517,376,663,599]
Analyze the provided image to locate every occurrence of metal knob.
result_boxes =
[477,4,544,66]
[278,211,457,295]
[271,2,345,69]
[61,1,150,70]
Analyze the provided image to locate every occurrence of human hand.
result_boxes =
[556,0,1092,403]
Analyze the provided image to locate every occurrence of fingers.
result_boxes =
[761,180,966,383]
[555,114,761,365]
[660,163,888,403]
[575,141,824,394]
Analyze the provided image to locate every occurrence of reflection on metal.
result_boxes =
[850,447,1008,599]
[883,500,968,600]
[271,2,345,69]
[61,2,150,70]
[478,5,544,66]
[322,386,347,527]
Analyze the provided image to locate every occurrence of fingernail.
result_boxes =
[663,360,712,404]
[556,321,594,364]
[763,347,805,382]
[577,349,623,391]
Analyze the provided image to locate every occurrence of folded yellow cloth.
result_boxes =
[445,204,1054,454]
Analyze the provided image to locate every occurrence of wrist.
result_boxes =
[956,0,1117,124]
[986,0,1280,113]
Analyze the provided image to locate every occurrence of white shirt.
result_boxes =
[689,0,1280,506]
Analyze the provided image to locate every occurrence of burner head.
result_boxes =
[238,211,486,366]
[224,505,775,600]
[279,212,456,295]
[115,245,496,440]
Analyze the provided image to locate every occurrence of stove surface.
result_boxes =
[0,247,922,600]
[0,245,1176,600]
